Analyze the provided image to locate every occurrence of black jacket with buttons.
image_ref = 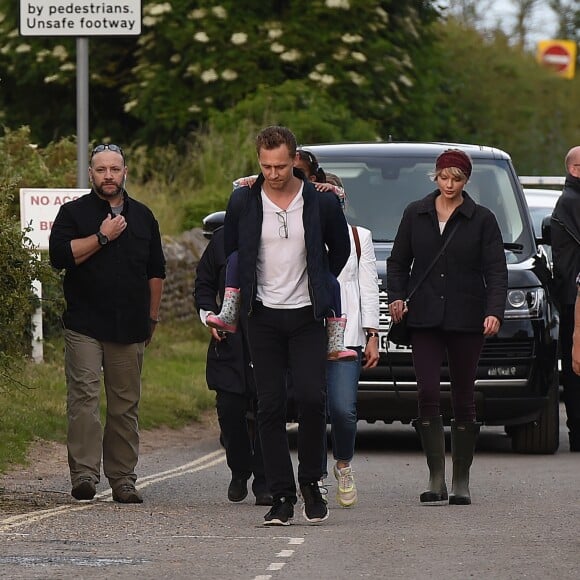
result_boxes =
[387,190,507,332]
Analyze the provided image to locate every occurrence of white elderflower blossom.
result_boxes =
[309,71,322,81]
[326,0,350,8]
[59,62,75,71]
[36,49,50,63]
[212,6,227,19]
[15,44,31,53]
[221,69,238,81]
[44,74,59,84]
[188,104,202,113]
[231,32,248,45]
[351,51,366,62]
[143,16,157,27]
[333,47,348,61]
[124,100,138,112]
[170,54,181,64]
[147,3,172,16]
[280,49,300,62]
[341,33,362,44]
[399,74,413,88]
[270,42,285,54]
[268,28,283,39]
[315,63,326,72]
[186,63,201,74]
[320,74,335,85]
[194,31,210,43]
[376,7,389,22]
[188,9,206,19]
[348,71,365,86]
[201,69,219,83]
[52,45,68,60]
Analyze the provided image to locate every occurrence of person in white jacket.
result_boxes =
[324,173,380,507]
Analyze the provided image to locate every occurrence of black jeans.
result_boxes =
[559,304,580,432]
[247,303,327,502]
[215,390,267,493]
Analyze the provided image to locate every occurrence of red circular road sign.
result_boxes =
[541,44,572,72]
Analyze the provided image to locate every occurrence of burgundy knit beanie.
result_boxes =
[435,149,472,179]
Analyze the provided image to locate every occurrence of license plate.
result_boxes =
[379,331,411,353]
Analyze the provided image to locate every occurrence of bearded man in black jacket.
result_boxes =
[551,145,580,451]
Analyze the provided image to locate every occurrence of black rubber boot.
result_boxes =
[449,420,481,505]
[412,416,448,502]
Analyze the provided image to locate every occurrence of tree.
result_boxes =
[549,0,580,43]
[0,0,443,145]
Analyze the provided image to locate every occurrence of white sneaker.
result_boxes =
[333,463,357,507]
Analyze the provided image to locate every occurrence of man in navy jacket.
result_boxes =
[224,126,349,525]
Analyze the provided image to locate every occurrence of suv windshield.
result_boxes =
[319,156,532,264]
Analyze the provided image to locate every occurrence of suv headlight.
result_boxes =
[504,287,545,319]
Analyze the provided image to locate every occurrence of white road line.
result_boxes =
[253,535,303,580]
[266,563,285,571]
[0,450,226,532]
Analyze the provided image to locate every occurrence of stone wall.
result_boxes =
[160,228,209,321]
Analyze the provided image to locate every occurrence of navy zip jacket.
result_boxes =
[387,190,507,332]
[223,171,350,320]
[49,190,166,343]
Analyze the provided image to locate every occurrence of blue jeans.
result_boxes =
[324,347,362,475]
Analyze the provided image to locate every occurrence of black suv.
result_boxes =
[306,142,559,454]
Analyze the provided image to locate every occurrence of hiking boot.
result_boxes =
[112,483,143,504]
[300,482,329,523]
[263,497,294,526]
[71,476,96,501]
[333,463,358,507]
[227,476,249,502]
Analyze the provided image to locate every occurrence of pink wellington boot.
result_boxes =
[206,287,240,333]
[327,317,358,362]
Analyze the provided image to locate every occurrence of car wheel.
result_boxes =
[510,371,560,454]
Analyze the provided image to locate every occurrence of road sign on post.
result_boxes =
[537,39,577,79]
[19,0,142,36]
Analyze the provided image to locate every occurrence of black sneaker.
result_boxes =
[300,482,329,523]
[263,497,294,526]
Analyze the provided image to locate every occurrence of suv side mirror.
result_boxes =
[541,215,552,245]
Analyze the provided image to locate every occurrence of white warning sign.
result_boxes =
[19,0,142,36]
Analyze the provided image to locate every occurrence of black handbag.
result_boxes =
[387,221,460,347]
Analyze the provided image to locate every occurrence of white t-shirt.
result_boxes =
[256,186,311,309]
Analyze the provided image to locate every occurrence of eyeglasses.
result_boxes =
[91,144,125,160]
[276,210,288,239]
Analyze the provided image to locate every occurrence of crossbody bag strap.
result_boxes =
[405,220,461,302]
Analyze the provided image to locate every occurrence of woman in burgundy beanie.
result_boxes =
[387,147,507,506]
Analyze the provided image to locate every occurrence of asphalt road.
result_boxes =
[0,404,578,579]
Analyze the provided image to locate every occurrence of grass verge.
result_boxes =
[0,319,214,474]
